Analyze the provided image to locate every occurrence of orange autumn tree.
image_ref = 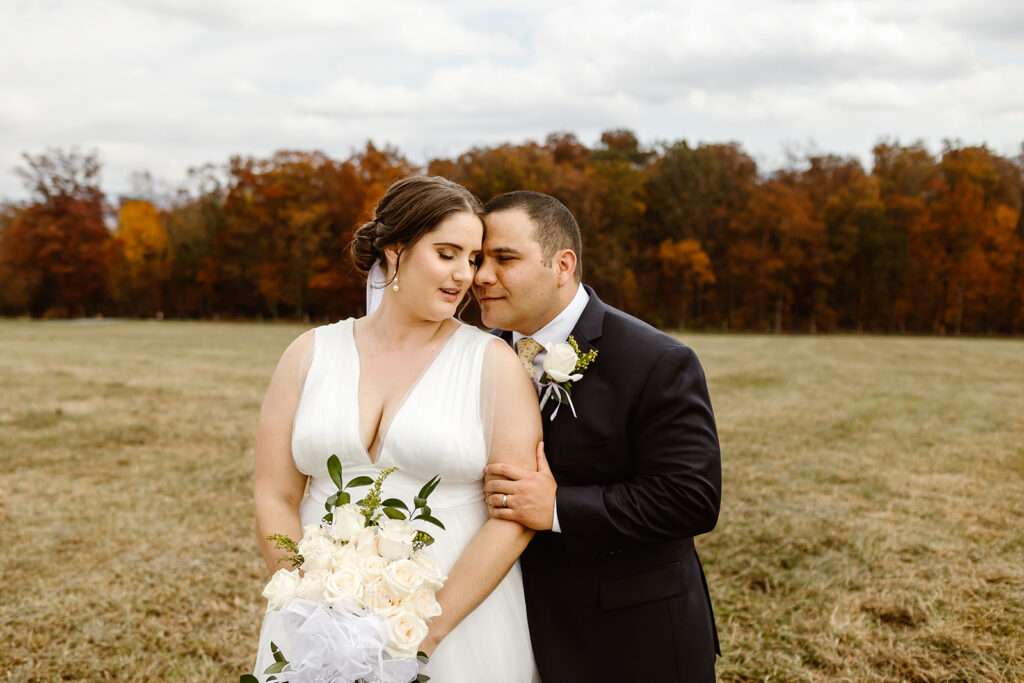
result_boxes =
[657,238,715,329]
[0,149,112,317]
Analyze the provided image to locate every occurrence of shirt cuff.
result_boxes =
[551,496,561,533]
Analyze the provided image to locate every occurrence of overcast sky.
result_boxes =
[2,0,1022,202]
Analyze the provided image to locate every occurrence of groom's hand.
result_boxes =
[484,442,557,530]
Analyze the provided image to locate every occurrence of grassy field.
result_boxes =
[1,320,1021,682]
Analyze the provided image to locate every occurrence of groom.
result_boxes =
[475,191,721,682]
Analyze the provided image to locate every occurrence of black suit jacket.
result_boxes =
[500,287,721,682]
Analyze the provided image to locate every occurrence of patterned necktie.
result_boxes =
[515,337,543,380]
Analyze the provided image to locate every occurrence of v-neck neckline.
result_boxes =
[348,319,463,465]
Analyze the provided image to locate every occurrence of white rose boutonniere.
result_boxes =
[538,335,598,419]
[542,342,584,383]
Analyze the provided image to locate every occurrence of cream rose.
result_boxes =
[542,342,583,383]
[359,554,388,580]
[412,551,446,591]
[296,569,330,602]
[324,566,365,612]
[385,608,429,659]
[382,558,425,600]
[329,503,365,542]
[297,531,335,572]
[353,526,380,557]
[364,578,400,615]
[407,588,442,620]
[261,568,300,613]
[331,542,360,571]
[377,519,417,561]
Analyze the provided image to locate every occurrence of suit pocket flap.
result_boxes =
[599,562,685,610]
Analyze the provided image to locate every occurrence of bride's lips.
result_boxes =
[440,287,461,302]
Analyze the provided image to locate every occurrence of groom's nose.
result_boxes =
[474,257,495,286]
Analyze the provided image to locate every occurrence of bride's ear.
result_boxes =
[383,244,404,278]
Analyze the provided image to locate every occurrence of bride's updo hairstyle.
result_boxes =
[350,176,484,282]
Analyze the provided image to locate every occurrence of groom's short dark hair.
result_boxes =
[484,191,583,282]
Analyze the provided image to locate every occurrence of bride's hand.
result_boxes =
[418,633,439,658]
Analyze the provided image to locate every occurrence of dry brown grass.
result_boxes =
[1,321,1021,681]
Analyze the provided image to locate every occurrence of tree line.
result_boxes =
[1,131,1022,334]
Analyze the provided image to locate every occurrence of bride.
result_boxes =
[252,176,542,681]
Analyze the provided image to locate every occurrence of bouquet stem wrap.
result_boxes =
[269,599,420,683]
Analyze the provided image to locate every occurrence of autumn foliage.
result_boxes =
[1,134,1022,333]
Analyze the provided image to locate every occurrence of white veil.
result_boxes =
[365,260,388,315]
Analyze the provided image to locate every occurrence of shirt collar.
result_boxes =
[512,283,589,350]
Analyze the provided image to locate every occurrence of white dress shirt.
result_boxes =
[510,283,589,532]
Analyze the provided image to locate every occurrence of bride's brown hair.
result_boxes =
[349,176,484,284]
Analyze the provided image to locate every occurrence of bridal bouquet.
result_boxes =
[243,457,446,683]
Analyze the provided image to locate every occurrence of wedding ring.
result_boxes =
[502,494,509,508]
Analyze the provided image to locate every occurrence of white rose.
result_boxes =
[324,566,365,612]
[329,503,365,542]
[412,551,446,591]
[262,568,300,613]
[297,532,335,572]
[359,554,388,580]
[385,609,429,659]
[354,526,380,557]
[364,578,400,615]
[302,522,329,541]
[331,542,360,571]
[377,519,417,561]
[382,558,425,600]
[296,569,330,602]
[542,342,583,383]
[407,589,442,621]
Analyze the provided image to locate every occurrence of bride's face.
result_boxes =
[388,211,483,321]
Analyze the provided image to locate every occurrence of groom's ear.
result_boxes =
[554,248,577,287]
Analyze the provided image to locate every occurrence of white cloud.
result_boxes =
[1,0,1021,201]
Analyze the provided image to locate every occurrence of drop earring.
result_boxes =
[392,275,399,292]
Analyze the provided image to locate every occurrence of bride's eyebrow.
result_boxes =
[432,241,464,251]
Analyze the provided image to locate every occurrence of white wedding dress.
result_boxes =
[254,318,539,682]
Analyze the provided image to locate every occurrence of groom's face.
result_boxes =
[474,208,561,335]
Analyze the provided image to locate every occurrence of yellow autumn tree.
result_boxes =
[117,199,167,315]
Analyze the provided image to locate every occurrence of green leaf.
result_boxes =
[322,512,333,523]
[416,675,431,682]
[271,641,285,662]
[325,493,339,508]
[240,676,260,683]
[337,491,350,505]
[419,515,445,530]
[417,505,431,517]
[327,454,343,489]
[382,498,409,511]
[346,476,374,488]
[419,474,441,499]
[382,506,407,520]
[413,496,427,509]
[417,651,430,665]
[417,531,435,546]
[264,661,287,674]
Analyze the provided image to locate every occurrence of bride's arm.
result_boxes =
[419,338,541,654]
[254,330,314,574]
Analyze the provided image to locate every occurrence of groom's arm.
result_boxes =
[555,344,721,551]
[486,343,721,549]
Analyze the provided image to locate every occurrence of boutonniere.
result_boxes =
[537,335,598,420]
